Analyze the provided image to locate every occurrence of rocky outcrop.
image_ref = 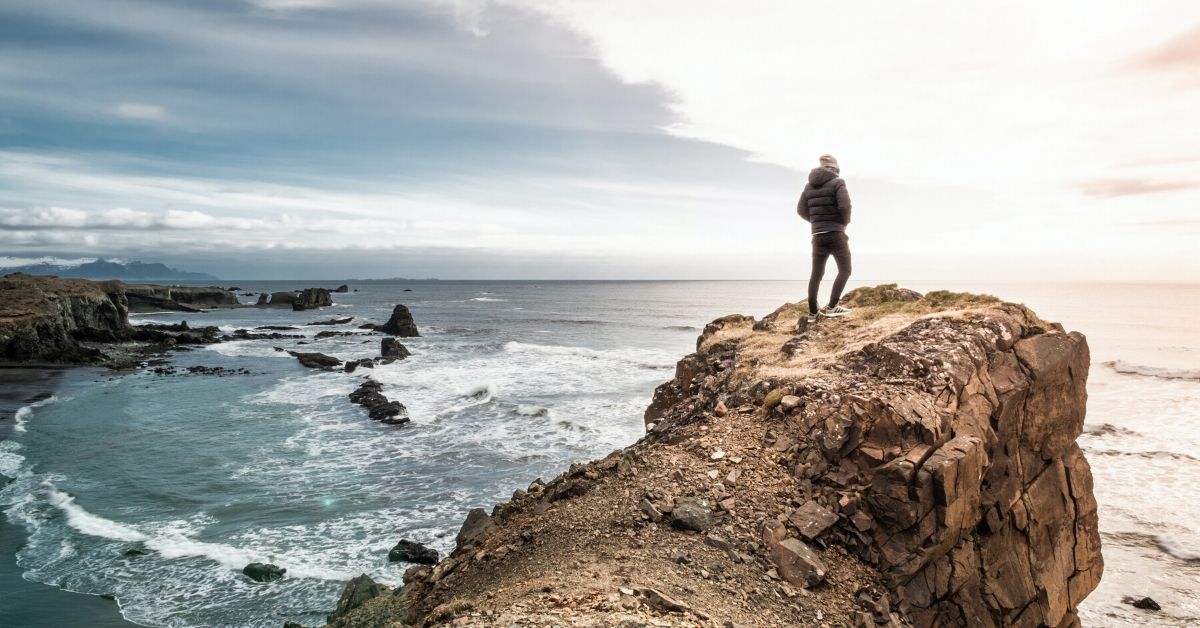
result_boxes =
[366,304,419,337]
[321,286,1101,627]
[643,287,1102,627]
[334,284,350,293]
[124,284,238,312]
[389,540,440,564]
[0,273,130,363]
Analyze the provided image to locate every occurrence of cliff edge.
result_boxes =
[0,273,130,363]
[323,285,1102,627]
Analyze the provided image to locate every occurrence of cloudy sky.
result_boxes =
[1,0,1196,279]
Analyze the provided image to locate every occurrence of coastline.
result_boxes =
[0,366,138,628]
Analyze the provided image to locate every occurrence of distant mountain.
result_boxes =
[4,259,219,281]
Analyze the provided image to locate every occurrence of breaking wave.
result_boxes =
[1106,360,1200,382]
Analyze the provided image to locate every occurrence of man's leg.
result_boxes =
[828,233,853,307]
[809,240,830,315]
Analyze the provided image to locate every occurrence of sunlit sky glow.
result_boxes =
[1,0,1196,279]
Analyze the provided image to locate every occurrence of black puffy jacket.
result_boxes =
[797,167,851,234]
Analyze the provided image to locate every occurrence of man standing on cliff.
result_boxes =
[797,154,852,324]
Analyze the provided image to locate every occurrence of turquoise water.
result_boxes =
[1,280,1197,626]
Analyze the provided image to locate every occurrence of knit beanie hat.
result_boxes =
[819,154,839,172]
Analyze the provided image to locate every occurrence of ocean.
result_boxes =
[0,280,1196,627]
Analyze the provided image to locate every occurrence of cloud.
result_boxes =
[1078,178,1200,198]
[1127,24,1200,73]
[111,102,167,121]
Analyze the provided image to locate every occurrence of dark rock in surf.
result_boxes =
[308,316,353,326]
[1123,596,1162,611]
[242,562,286,582]
[388,539,440,564]
[288,351,342,369]
[334,284,349,293]
[367,304,419,337]
[381,337,411,359]
[348,379,410,425]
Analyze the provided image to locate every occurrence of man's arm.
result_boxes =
[836,181,852,225]
[797,186,811,222]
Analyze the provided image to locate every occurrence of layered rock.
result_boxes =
[321,286,1101,627]
[0,273,130,363]
[124,284,238,312]
[259,288,334,310]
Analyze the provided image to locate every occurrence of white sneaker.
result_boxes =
[820,304,850,318]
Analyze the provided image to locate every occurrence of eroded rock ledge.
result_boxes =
[318,285,1102,628]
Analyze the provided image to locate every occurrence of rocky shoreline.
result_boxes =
[314,286,1103,627]
[0,274,346,368]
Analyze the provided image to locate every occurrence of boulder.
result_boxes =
[381,338,411,359]
[388,540,440,564]
[308,316,353,326]
[334,284,349,293]
[670,497,712,532]
[790,500,838,540]
[769,538,826,588]
[242,562,286,582]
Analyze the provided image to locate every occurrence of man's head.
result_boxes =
[819,154,840,173]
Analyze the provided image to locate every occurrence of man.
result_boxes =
[797,154,852,324]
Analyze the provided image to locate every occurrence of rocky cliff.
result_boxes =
[0,273,130,363]
[318,286,1102,627]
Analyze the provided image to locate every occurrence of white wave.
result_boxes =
[432,383,497,418]
[1155,534,1200,562]
[45,483,149,543]
[0,442,26,477]
[42,483,351,580]
[503,341,603,358]
[469,297,504,302]
[13,394,58,433]
[1107,360,1200,382]
[204,341,293,359]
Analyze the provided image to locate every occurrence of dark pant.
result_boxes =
[809,231,852,314]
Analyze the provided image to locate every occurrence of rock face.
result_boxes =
[320,286,1102,628]
[370,304,419,337]
[124,284,239,312]
[644,287,1102,627]
[0,273,130,363]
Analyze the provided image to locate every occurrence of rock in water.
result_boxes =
[287,351,342,369]
[381,337,411,359]
[1123,596,1162,611]
[327,574,383,623]
[376,304,420,337]
[348,379,410,425]
[242,562,286,582]
[388,540,440,564]
[334,284,349,293]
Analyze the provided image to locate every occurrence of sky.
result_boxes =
[0,0,1197,280]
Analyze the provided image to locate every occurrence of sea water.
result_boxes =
[0,280,1196,627]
